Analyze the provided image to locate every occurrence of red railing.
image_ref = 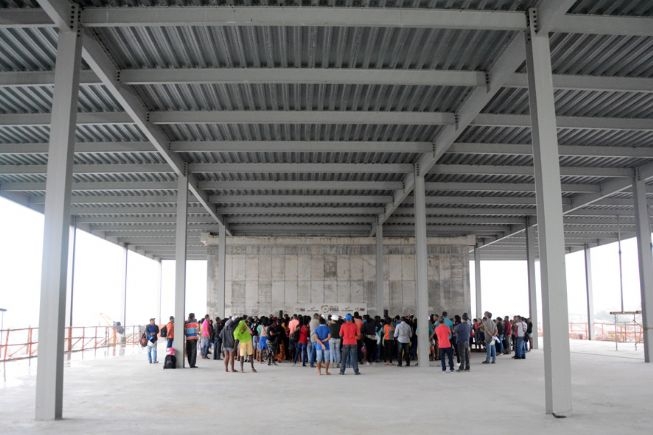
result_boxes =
[568,322,643,343]
[0,325,141,362]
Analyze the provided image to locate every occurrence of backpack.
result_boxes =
[164,354,176,369]
[160,325,167,338]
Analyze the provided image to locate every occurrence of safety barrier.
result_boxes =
[568,322,643,343]
[0,325,141,362]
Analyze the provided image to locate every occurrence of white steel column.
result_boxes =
[376,220,385,316]
[525,222,539,349]
[217,222,227,318]
[633,170,653,362]
[121,246,128,344]
[414,166,429,370]
[157,260,163,328]
[35,24,82,421]
[474,247,482,320]
[66,217,78,332]
[173,173,189,368]
[525,8,572,417]
[584,244,595,341]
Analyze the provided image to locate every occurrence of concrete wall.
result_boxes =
[207,236,472,317]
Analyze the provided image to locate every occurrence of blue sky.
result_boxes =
[0,195,644,329]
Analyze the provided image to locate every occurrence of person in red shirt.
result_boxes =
[435,321,454,373]
[293,318,309,366]
[339,314,361,375]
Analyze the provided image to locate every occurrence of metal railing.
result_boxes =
[1,325,141,362]
[568,321,643,344]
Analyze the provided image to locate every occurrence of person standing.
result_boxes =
[184,313,200,368]
[234,318,257,373]
[164,316,174,349]
[394,317,413,367]
[314,317,332,375]
[513,315,528,360]
[213,317,223,360]
[454,314,472,371]
[200,314,211,359]
[435,319,454,373]
[145,318,159,364]
[294,318,309,366]
[382,319,395,365]
[308,313,320,368]
[220,316,237,372]
[328,315,341,368]
[339,314,361,375]
[362,315,377,365]
[481,311,498,364]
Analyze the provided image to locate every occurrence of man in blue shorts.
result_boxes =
[314,316,332,376]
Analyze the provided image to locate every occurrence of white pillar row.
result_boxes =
[173,173,189,368]
[584,244,595,341]
[413,165,429,370]
[35,25,83,421]
[474,246,482,320]
[375,220,385,316]
[525,221,539,349]
[217,222,227,318]
[633,170,653,362]
[525,8,573,417]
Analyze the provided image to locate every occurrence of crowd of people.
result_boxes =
[144,310,535,374]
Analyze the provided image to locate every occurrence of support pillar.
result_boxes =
[584,244,595,341]
[525,221,539,349]
[633,170,653,362]
[66,217,78,333]
[474,246,482,320]
[120,246,128,344]
[526,8,572,416]
[414,165,429,370]
[158,260,163,329]
[217,224,226,318]
[35,24,82,421]
[173,173,189,368]
[375,220,385,316]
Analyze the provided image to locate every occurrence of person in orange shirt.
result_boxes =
[165,316,174,348]
[382,319,395,365]
[435,321,454,373]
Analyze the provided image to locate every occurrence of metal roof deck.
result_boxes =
[0,1,652,260]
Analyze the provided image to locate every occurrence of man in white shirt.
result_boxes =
[394,318,413,367]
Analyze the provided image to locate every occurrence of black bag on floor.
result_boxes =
[164,354,176,369]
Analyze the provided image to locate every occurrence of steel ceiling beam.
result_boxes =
[0,163,633,178]
[4,111,650,130]
[79,7,527,31]
[3,69,652,94]
[4,141,652,159]
[551,14,653,37]
[448,143,653,158]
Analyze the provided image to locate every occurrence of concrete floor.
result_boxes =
[1,340,651,435]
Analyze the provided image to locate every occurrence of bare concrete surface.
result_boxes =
[1,339,651,435]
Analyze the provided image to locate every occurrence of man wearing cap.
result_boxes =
[145,318,160,364]
[339,314,361,375]
[328,315,341,368]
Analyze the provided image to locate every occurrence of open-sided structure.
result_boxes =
[1,0,651,422]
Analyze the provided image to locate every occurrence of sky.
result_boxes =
[0,195,645,330]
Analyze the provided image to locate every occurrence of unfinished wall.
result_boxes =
[207,236,472,317]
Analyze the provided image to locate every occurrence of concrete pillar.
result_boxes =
[206,224,227,318]
[35,25,82,421]
[633,170,653,362]
[376,220,385,316]
[525,222,539,349]
[525,9,572,417]
[414,166,429,370]
[173,174,188,368]
[474,246,482,320]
